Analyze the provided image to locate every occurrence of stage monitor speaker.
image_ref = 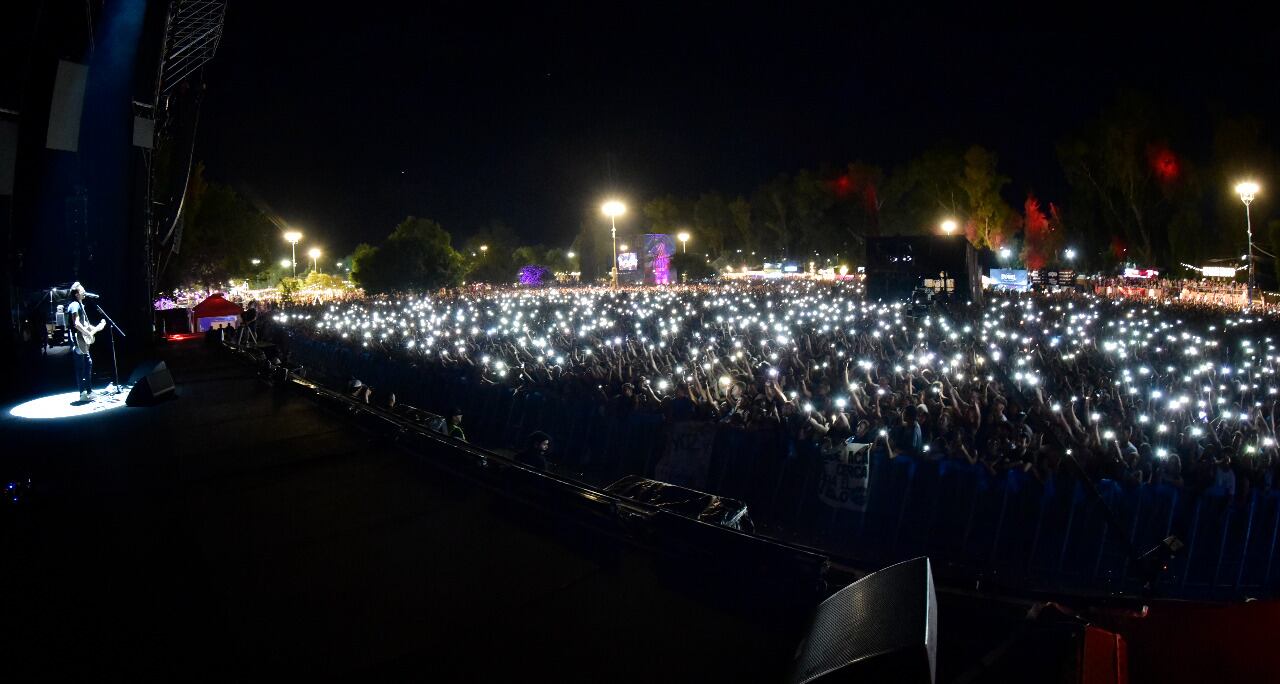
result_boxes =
[789,556,937,684]
[126,361,176,406]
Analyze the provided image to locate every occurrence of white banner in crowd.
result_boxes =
[654,421,718,490]
[818,441,873,511]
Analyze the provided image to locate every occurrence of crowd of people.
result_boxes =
[270,280,1280,502]
[1094,276,1276,313]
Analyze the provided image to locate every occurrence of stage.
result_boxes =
[9,385,130,419]
[0,338,828,679]
[7,338,1267,681]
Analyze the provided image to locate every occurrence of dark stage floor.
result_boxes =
[1,340,830,680]
[1,339,1054,681]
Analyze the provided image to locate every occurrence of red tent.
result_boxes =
[192,293,243,331]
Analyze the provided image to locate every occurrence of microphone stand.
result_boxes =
[96,304,127,395]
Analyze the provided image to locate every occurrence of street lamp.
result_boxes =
[1064,248,1077,262]
[1236,181,1260,304]
[603,200,626,288]
[999,247,1012,261]
[940,219,957,235]
[280,258,292,269]
[567,251,576,258]
[283,230,303,277]
[308,247,322,274]
[620,243,629,252]
[480,244,488,258]
[677,231,690,253]
[250,258,261,266]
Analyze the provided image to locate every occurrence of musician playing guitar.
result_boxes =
[68,282,105,402]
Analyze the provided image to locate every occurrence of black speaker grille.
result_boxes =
[791,557,936,684]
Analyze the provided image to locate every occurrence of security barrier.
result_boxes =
[285,334,1279,600]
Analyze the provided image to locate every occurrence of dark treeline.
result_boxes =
[177,93,1280,294]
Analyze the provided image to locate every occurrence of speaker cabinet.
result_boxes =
[46,60,88,152]
[790,557,937,684]
[126,361,176,406]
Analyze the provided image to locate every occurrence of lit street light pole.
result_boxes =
[284,230,302,277]
[1236,181,1259,305]
[940,219,957,235]
[603,200,626,288]
[677,231,690,253]
[309,247,322,274]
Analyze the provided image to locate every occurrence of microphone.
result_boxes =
[83,291,100,299]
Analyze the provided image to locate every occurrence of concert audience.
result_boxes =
[274,280,1280,506]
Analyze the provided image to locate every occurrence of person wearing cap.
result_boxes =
[446,407,466,441]
[349,378,372,403]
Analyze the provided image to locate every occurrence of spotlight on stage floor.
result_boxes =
[8,387,130,420]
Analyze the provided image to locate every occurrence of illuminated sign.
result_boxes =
[644,234,675,284]
[1201,266,1236,278]
[617,252,638,272]
[1123,268,1159,279]
[989,269,1029,291]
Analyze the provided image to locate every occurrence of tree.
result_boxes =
[167,178,275,291]
[302,271,349,291]
[1020,194,1065,270]
[509,244,575,282]
[959,146,1019,250]
[541,247,575,275]
[1268,219,1280,289]
[880,149,966,235]
[727,196,753,255]
[511,244,546,268]
[462,220,520,283]
[642,195,689,233]
[348,243,377,287]
[789,168,839,257]
[1208,116,1278,265]
[752,174,794,254]
[350,217,466,293]
[1057,92,1201,266]
[690,192,733,257]
[671,252,715,281]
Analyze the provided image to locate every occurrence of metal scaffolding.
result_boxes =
[159,1,226,94]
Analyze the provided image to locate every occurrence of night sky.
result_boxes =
[196,6,1280,257]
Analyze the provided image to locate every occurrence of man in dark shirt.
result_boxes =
[609,383,638,417]
[668,383,695,422]
[890,405,924,458]
[515,431,552,471]
[67,282,104,402]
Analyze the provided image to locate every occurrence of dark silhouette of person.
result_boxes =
[515,431,552,471]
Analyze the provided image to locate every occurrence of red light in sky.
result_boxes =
[833,175,852,197]
[1147,144,1180,183]
[1110,235,1128,259]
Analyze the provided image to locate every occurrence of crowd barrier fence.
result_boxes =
[285,334,1279,600]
